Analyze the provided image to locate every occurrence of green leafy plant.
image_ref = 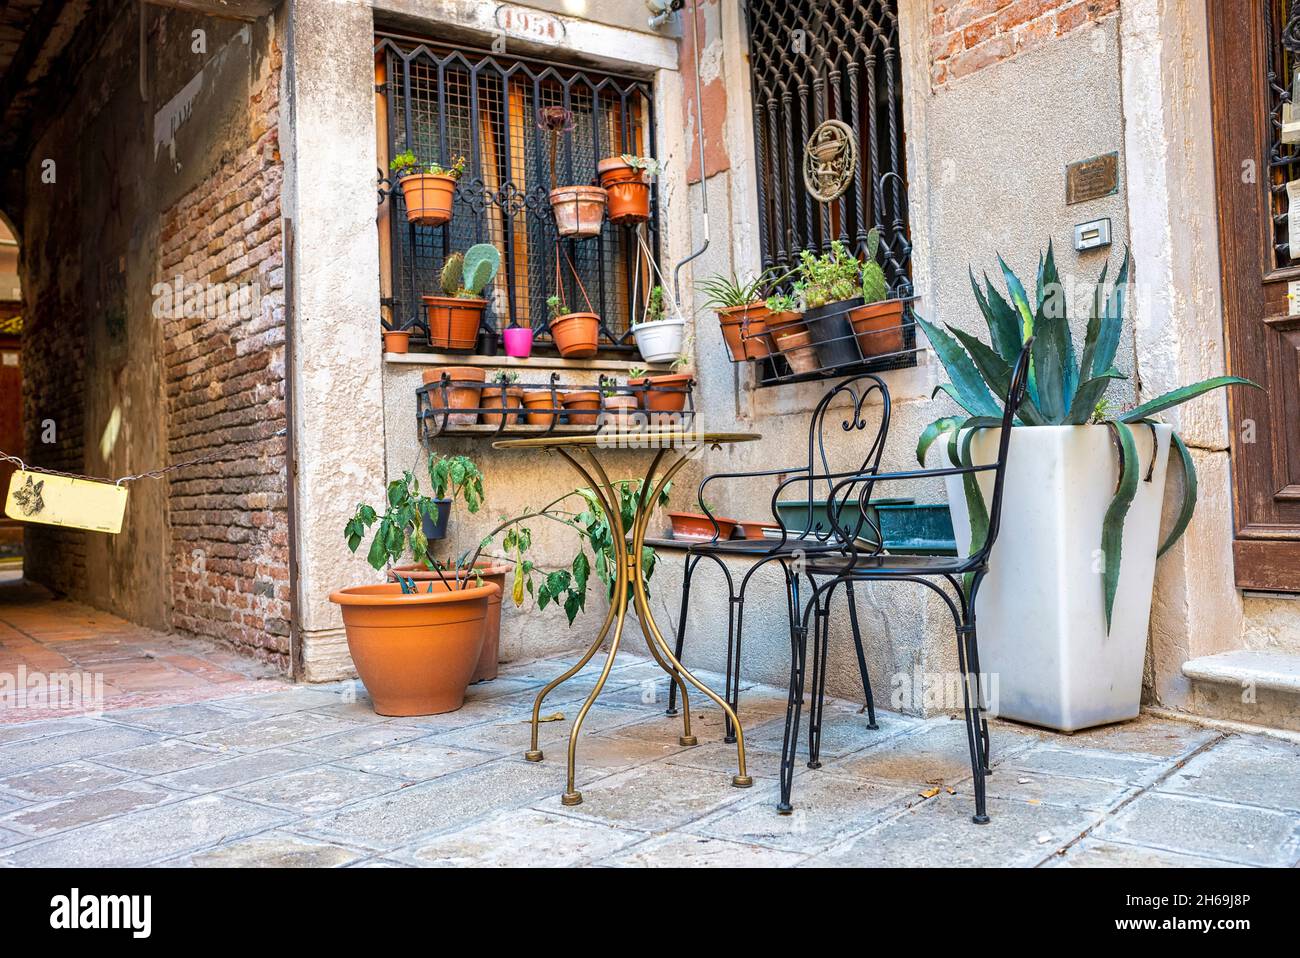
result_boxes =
[621,154,664,178]
[492,370,520,385]
[389,151,466,179]
[795,240,861,309]
[427,155,467,179]
[764,292,798,313]
[427,455,485,513]
[700,270,776,310]
[344,471,442,584]
[547,294,565,321]
[861,228,889,304]
[626,364,648,381]
[916,242,1259,629]
[643,285,665,323]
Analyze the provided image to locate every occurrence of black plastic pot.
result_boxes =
[803,297,864,370]
[421,498,452,540]
[475,328,499,357]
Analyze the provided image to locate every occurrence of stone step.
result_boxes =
[1182,650,1300,732]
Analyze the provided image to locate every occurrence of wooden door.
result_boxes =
[1209,0,1300,590]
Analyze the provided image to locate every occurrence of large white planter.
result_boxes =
[942,424,1172,732]
[631,318,685,363]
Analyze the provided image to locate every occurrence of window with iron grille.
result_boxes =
[1269,0,1300,266]
[745,0,915,380]
[376,34,660,353]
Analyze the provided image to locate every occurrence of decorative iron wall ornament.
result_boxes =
[804,119,857,202]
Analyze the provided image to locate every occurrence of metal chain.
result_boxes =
[0,428,288,487]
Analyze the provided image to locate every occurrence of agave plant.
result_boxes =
[916,242,1258,628]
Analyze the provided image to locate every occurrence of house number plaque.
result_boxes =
[494,5,566,45]
[1065,152,1119,205]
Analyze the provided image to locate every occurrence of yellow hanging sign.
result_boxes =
[4,470,128,534]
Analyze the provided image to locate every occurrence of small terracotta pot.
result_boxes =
[329,580,497,715]
[600,395,639,427]
[848,299,906,357]
[389,561,511,683]
[597,157,651,224]
[776,330,820,375]
[520,390,561,427]
[550,312,600,358]
[383,329,411,354]
[481,385,523,426]
[549,186,607,238]
[423,366,486,426]
[667,512,738,541]
[562,390,601,425]
[400,173,457,228]
[630,373,691,414]
[423,296,486,350]
[737,520,780,540]
[766,310,806,345]
[502,326,533,358]
[717,302,773,361]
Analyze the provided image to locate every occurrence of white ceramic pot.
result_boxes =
[942,423,1172,732]
[631,318,685,363]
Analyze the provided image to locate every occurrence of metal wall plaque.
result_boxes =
[804,120,858,203]
[1065,152,1119,205]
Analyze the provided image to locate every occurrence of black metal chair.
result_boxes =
[791,340,1034,823]
[666,374,892,760]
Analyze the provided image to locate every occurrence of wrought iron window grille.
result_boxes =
[376,34,661,354]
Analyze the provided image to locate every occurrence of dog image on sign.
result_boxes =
[3,470,128,534]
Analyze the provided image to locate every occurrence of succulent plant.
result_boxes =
[440,253,464,297]
[861,228,889,304]
[461,244,501,298]
[795,241,861,309]
[916,241,1259,629]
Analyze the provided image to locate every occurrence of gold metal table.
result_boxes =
[493,429,760,806]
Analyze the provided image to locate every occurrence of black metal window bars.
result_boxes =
[417,374,697,440]
[376,33,661,353]
[745,0,917,384]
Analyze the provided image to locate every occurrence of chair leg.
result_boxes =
[723,593,744,744]
[963,611,992,774]
[844,580,878,729]
[807,596,830,769]
[956,618,989,825]
[777,573,807,814]
[666,556,696,717]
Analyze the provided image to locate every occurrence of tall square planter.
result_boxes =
[943,424,1172,732]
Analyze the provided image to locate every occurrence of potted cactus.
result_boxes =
[848,228,905,358]
[920,243,1257,732]
[390,151,465,228]
[422,244,501,350]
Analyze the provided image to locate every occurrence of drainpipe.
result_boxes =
[669,0,710,309]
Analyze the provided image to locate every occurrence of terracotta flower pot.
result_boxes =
[389,562,511,683]
[717,302,773,361]
[383,329,411,354]
[667,511,738,541]
[848,299,906,357]
[422,296,486,351]
[600,395,640,427]
[562,390,601,425]
[550,312,600,358]
[549,185,607,238]
[630,373,692,414]
[423,366,486,426]
[597,157,651,224]
[400,173,457,228]
[520,390,561,427]
[776,330,820,375]
[481,385,523,426]
[736,520,780,540]
[766,310,806,346]
[329,580,498,715]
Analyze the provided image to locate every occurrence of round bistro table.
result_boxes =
[493,429,760,806]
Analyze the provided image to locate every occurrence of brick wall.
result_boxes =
[930,0,1120,86]
[160,38,290,668]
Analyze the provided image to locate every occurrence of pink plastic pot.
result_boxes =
[503,327,534,358]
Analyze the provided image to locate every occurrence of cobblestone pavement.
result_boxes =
[1,641,1297,867]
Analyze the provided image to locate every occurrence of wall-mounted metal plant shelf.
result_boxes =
[417,372,696,441]
[729,298,922,387]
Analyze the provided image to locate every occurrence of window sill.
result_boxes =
[384,352,673,373]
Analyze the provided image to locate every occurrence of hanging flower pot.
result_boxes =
[848,299,906,358]
[550,312,600,358]
[716,302,773,361]
[390,153,466,228]
[502,326,534,358]
[549,186,608,238]
[631,317,685,363]
[597,155,654,225]
[383,329,411,354]
[423,366,486,427]
[562,390,601,425]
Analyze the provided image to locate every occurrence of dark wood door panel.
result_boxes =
[1210,0,1300,589]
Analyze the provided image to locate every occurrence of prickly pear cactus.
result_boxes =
[441,253,465,296]
[461,244,501,297]
[861,227,888,303]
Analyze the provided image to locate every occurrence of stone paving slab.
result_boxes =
[333,740,496,782]
[1092,791,1300,867]
[1157,734,1300,812]
[149,748,323,792]
[284,723,428,760]
[166,831,370,868]
[1048,837,1250,868]
[0,723,162,776]
[184,712,360,753]
[1,782,182,836]
[0,761,133,801]
[96,738,225,776]
[106,703,254,736]
[394,807,643,867]
[599,832,808,867]
[228,765,409,816]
